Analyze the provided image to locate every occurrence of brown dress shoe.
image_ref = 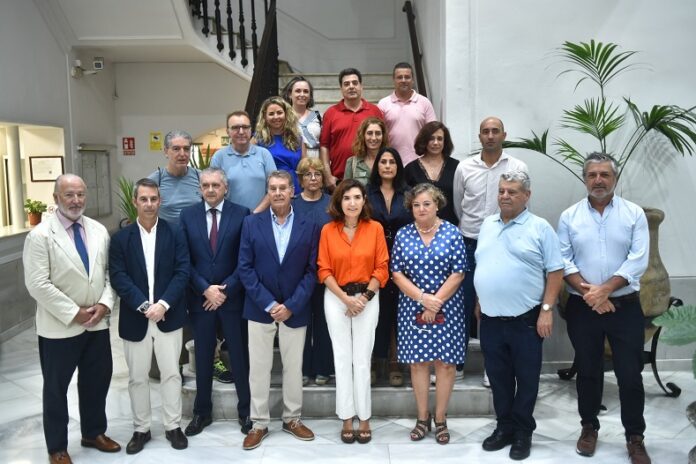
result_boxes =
[576,424,598,457]
[81,434,121,452]
[243,427,268,450]
[282,419,315,441]
[627,435,652,464]
[49,450,73,464]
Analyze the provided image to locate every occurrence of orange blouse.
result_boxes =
[317,219,389,288]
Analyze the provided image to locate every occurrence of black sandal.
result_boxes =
[340,428,356,444]
[410,414,432,441]
[434,419,450,445]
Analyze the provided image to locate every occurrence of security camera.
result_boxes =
[93,57,104,71]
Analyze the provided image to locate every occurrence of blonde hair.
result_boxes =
[255,96,301,151]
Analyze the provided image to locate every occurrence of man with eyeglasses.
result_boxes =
[147,130,202,226]
[211,111,277,213]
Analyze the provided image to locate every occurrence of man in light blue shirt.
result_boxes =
[474,170,564,461]
[557,153,650,464]
[211,111,276,212]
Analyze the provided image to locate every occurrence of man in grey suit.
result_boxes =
[23,174,121,464]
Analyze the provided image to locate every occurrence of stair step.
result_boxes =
[279,72,394,89]
[182,373,493,419]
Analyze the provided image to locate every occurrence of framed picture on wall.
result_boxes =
[29,156,64,182]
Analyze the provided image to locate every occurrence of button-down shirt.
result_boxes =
[452,152,528,239]
[210,144,276,211]
[55,209,87,250]
[136,218,170,310]
[378,90,437,166]
[205,201,223,237]
[557,195,648,296]
[474,209,563,317]
[263,206,295,313]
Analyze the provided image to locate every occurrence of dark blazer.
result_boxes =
[180,200,250,312]
[238,209,319,328]
[109,219,190,342]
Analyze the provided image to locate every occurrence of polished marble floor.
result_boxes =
[0,327,694,463]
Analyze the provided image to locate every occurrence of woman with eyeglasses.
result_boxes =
[344,117,388,186]
[292,158,334,386]
[282,76,322,159]
[366,147,412,387]
[391,183,469,445]
[317,179,389,444]
[254,97,306,192]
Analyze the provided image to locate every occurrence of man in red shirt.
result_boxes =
[320,68,384,191]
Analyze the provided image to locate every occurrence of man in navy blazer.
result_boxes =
[179,168,252,437]
[109,178,190,454]
[238,171,319,450]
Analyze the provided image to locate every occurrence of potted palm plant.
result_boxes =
[505,39,696,324]
[116,176,137,228]
[24,198,47,226]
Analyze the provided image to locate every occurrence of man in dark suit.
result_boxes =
[109,178,190,454]
[238,170,320,450]
[180,168,252,436]
[24,174,121,464]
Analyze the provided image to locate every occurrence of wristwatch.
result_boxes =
[137,301,151,314]
[541,303,552,312]
[362,289,376,301]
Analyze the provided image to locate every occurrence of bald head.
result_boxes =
[53,174,87,221]
[479,116,507,157]
[54,174,86,194]
[479,117,505,133]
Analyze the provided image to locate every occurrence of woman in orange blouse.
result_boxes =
[317,178,389,445]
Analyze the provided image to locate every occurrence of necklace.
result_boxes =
[344,222,358,229]
[416,219,440,234]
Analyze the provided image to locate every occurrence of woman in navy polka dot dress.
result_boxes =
[391,183,470,445]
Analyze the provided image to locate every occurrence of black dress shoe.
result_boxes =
[126,431,151,455]
[238,416,253,435]
[165,427,188,450]
[185,415,212,436]
[509,436,532,461]
[482,429,514,451]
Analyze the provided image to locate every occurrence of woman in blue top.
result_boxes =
[366,147,412,387]
[254,96,306,191]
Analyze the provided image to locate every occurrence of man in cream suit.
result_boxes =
[23,174,121,464]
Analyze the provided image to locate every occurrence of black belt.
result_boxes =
[609,292,639,304]
[340,282,369,295]
[482,305,540,321]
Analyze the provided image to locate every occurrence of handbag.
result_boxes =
[415,311,445,325]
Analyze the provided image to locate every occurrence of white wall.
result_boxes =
[439,0,696,281]
[277,0,411,73]
[113,61,249,186]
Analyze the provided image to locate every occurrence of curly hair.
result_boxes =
[254,97,301,151]
[351,117,388,159]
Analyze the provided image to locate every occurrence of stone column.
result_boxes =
[5,126,25,227]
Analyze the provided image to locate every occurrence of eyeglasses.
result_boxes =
[302,172,323,179]
[228,125,252,132]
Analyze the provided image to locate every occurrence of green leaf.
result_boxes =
[652,305,696,346]
[559,98,625,148]
[116,176,138,223]
[503,130,549,154]
[558,40,638,92]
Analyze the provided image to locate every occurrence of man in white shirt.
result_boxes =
[109,178,190,454]
[452,117,528,385]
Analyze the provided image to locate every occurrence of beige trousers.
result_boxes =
[123,321,182,432]
[248,320,306,429]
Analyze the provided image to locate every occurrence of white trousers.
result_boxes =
[324,288,379,420]
[248,320,306,429]
[123,321,182,432]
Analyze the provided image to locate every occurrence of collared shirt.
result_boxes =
[557,195,649,296]
[474,209,564,317]
[136,218,170,310]
[205,200,223,237]
[147,167,201,226]
[210,144,277,211]
[320,98,384,179]
[343,155,371,186]
[452,151,528,239]
[378,90,436,166]
[55,209,87,251]
[271,206,294,263]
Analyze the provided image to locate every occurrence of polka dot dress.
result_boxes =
[391,221,470,364]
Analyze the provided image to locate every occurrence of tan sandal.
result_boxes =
[435,419,450,445]
[410,414,432,441]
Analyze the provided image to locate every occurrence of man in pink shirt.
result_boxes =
[378,62,436,166]
[320,68,384,191]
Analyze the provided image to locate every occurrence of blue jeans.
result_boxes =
[480,309,543,437]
